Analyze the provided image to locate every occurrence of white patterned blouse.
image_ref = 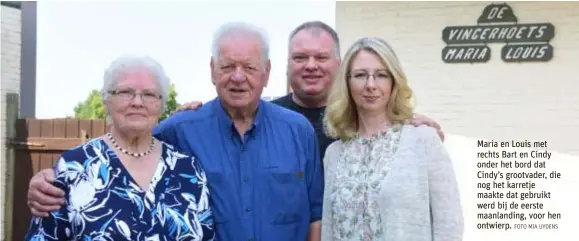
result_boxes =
[321,124,463,241]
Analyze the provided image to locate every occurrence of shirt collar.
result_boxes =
[214,97,266,137]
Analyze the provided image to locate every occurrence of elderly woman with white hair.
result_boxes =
[24,55,215,241]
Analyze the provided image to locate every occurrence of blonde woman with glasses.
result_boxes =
[321,37,463,241]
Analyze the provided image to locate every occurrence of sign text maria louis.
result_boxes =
[441,4,555,63]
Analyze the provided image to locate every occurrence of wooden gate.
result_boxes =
[8,118,108,241]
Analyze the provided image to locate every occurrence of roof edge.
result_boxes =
[1,1,22,9]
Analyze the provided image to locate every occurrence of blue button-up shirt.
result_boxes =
[153,97,324,241]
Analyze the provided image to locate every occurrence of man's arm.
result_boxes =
[304,127,323,241]
[25,158,71,240]
[171,101,203,114]
[27,169,65,217]
[153,116,180,144]
[308,222,321,241]
[408,113,445,141]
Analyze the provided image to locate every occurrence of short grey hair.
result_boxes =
[288,21,341,59]
[211,21,270,68]
[101,55,171,112]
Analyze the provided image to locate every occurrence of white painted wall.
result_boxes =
[0,5,22,240]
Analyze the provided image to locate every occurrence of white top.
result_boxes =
[321,124,464,241]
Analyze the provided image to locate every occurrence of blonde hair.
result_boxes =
[324,37,415,141]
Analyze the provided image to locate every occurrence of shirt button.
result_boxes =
[243,176,249,182]
[245,207,252,212]
[248,238,254,241]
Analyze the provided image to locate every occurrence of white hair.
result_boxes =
[101,55,171,112]
[211,21,270,68]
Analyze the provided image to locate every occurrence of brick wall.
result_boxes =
[1,4,22,240]
[336,1,579,155]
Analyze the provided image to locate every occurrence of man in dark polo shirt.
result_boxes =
[271,21,340,161]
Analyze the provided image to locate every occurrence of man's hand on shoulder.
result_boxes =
[28,168,65,217]
[406,113,445,141]
[171,101,203,115]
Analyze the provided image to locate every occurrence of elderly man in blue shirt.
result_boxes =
[154,22,323,241]
[25,22,322,241]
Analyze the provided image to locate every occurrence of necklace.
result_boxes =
[106,132,155,157]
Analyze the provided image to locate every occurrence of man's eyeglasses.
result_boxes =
[108,89,162,103]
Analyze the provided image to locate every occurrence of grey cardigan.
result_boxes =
[321,125,464,241]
